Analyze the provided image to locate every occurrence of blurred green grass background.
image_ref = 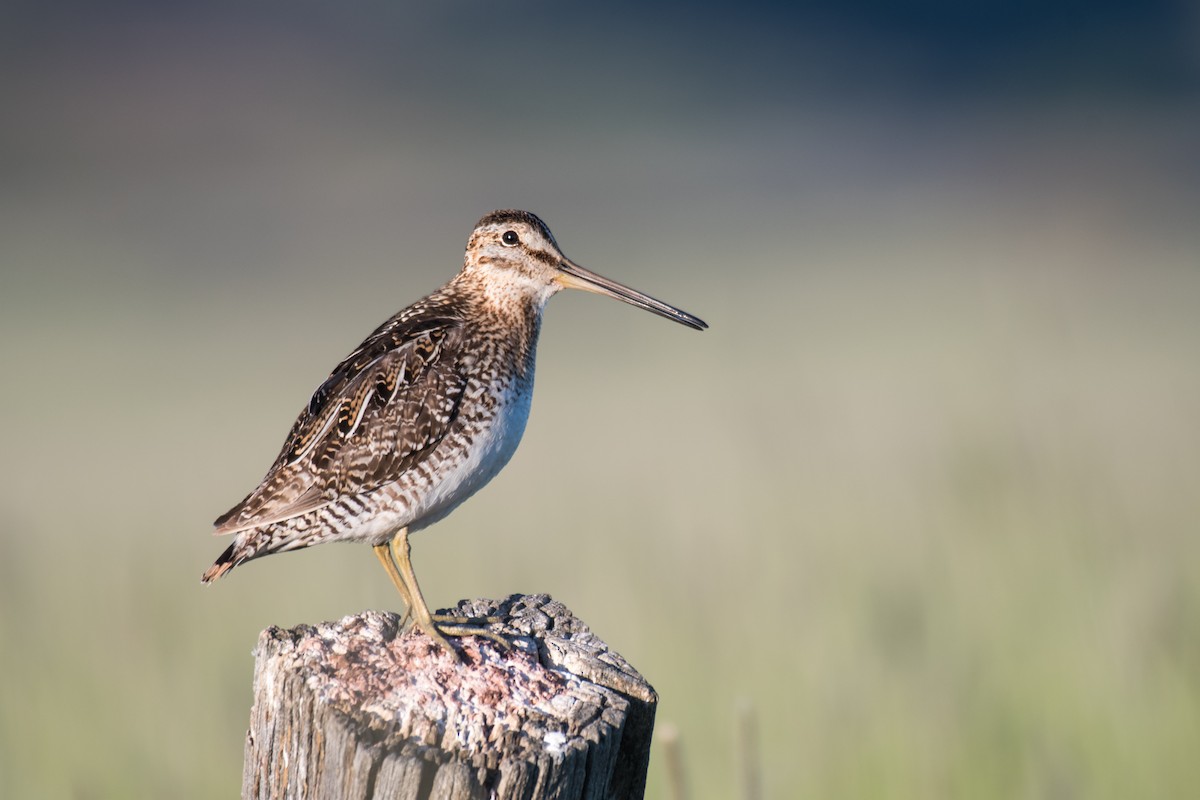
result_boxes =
[2,2,1199,798]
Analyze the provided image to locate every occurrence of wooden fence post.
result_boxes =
[241,594,657,800]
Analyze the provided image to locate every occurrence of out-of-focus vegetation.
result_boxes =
[2,3,1198,798]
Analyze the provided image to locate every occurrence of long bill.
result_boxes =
[556,258,708,331]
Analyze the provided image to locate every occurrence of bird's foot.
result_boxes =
[431,612,505,625]
[413,619,511,656]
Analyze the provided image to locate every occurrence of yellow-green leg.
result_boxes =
[372,543,414,628]
[387,527,509,654]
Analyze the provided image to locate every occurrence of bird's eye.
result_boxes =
[501,231,520,246]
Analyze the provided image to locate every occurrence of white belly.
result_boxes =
[405,378,534,533]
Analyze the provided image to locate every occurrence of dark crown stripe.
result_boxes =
[475,209,556,246]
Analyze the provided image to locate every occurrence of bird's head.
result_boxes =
[461,209,707,330]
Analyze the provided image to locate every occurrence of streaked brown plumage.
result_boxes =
[203,209,706,653]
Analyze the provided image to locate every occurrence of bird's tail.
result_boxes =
[201,527,312,583]
[201,541,243,583]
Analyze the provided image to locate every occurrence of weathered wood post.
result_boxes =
[242,593,658,800]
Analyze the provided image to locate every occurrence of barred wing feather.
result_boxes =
[213,312,465,535]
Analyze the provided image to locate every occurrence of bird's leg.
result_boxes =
[388,528,510,653]
[375,540,494,626]
[372,542,413,628]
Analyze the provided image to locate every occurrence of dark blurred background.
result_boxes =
[2,1,1198,797]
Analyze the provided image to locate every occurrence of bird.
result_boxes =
[202,209,707,653]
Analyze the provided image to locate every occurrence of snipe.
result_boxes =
[203,210,706,654]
